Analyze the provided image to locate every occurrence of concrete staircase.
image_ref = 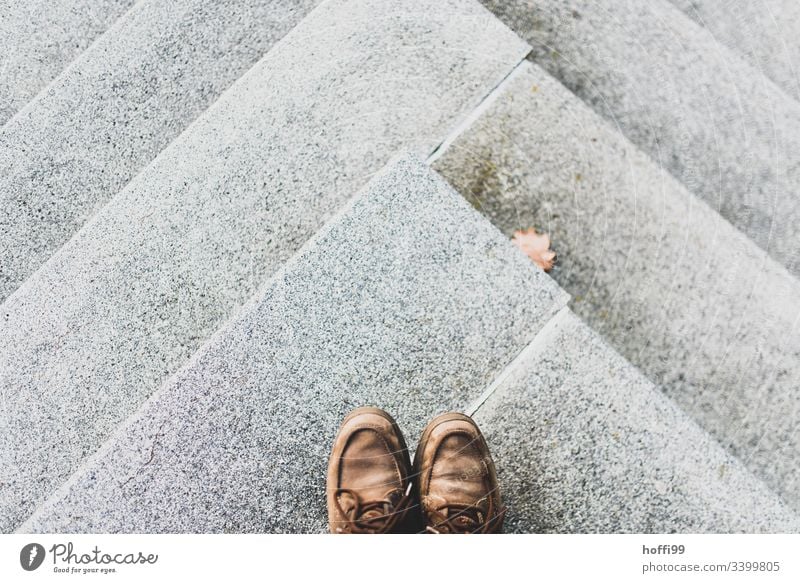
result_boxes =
[2,0,799,533]
[433,61,800,514]
[19,155,797,534]
[481,0,800,277]
[0,0,527,532]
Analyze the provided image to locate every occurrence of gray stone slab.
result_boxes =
[0,0,321,301]
[474,309,800,533]
[669,0,800,102]
[0,0,529,533]
[434,62,800,512]
[479,0,800,277]
[0,0,134,125]
[19,155,567,534]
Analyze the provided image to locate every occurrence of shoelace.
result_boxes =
[424,498,506,534]
[333,483,413,534]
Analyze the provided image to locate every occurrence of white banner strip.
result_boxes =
[1,534,798,582]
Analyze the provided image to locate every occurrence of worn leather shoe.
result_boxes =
[413,412,505,533]
[327,407,415,533]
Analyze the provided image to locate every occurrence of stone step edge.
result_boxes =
[1,5,533,309]
[434,59,800,291]
[1,0,308,305]
[427,51,532,165]
[470,305,800,523]
[464,304,571,417]
[0,0,141,132]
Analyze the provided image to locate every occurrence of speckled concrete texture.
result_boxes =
[0,0,529,533]
[669,0,800,102]
[434,62,800,513]
[479,0,800,277]
[0,0,320,301]
[19,155,567,533]
[474,309,800,533]
[0,0,134,125]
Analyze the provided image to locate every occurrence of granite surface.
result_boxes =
[20,155,567,533]
[0,0,320,301]
[480,0,800,277]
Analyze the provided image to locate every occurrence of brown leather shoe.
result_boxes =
[327,407,415,533]
[413,412,505,533]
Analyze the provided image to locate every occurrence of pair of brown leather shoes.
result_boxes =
[327,407,505,534]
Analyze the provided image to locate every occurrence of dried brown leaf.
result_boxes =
[512,227,556,272]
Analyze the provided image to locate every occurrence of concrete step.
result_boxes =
[0,0,529,533]
[0,0,321,301]
[669,0,800,102]
[19,154,568,533]
[479,0,800,277]
[472,308,799,533]
[433,61,800,512]
[0,0,135,125]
